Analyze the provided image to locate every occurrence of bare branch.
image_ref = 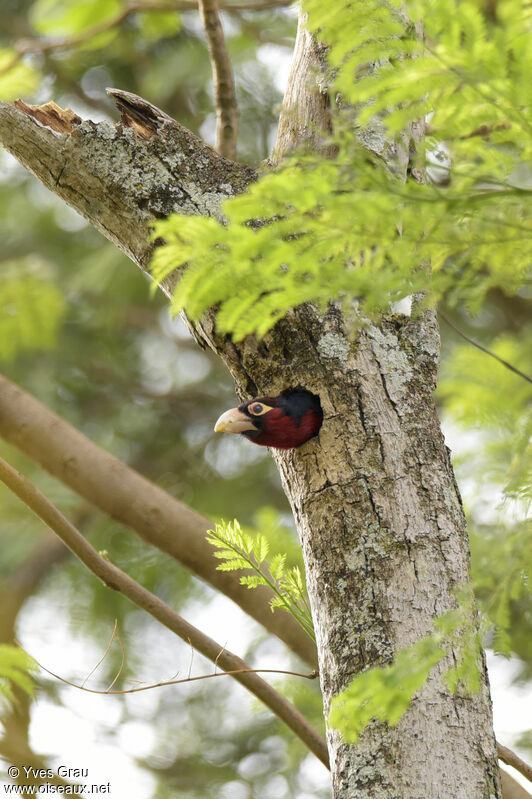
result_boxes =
[0,372,318,669]
[0,92,254,277]
[0,454,329,769]
[81,619,123,689]
[498,743,532,787]
[438,310,532,384]
[26,647,318,695]
[198,0,239,159]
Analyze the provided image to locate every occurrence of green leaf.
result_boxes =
[0,645,38,709]
[253,535,269,565]
[329,636,445,743]
[215,558,250,572]
[206,518,314,639]
[240,575,267,589]
[269,553,286,580]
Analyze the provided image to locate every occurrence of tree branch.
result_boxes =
[273,13,336,163]
[0,454,329,769]
[31,654,318,695]
[498,743,532,787]
[0,92,254,279]
[0,373,317,667]
[438,310,532,384]
[198,0,239,159]
[500,770,532,799]
[0,535,68,642]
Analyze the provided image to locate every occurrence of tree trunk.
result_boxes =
[0,15,502,798]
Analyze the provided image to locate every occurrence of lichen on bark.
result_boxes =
[0,18,503,796]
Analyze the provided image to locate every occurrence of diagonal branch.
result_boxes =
[0,454,329,768]
[0,91,254,282]
[498,744,532,787]
[198,0,239,159]
[0,372,318,668]
[438,310,532,384]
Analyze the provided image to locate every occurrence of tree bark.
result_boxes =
[0,18,502,797]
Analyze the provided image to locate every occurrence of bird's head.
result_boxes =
[214,388,323,449]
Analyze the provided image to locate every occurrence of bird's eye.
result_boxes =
[250,403,263,415]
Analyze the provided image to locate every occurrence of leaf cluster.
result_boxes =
[151,0,531,340]
[438,330,532,660]
[471,519,532,657]
[207,519,315,640]
[0,645,38,709]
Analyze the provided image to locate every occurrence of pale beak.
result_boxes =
[214,407,257,434]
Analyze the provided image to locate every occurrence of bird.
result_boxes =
[214,388,323,449]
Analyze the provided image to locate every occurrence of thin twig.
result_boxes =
[106,625,126,692]
[81,618,119,688]
[198,0,239,159]
[22,647,317,695]
[438,310,532,385]
[0,455,329,769]
[214,643,227,674]
[187,637,195,679]
[498,742,532,786]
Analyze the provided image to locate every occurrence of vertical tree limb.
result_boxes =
[198,0,239,159]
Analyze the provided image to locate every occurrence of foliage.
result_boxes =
[207,519,315,640]
[471,520,532,657]
[0,272,66,362]
[305,0,531,142]
[0,645,38,709]
[0,0,530,795]
[329,594,483,742]
[151,0,531,340]
[438,332,532,661]
[439,332,532,502]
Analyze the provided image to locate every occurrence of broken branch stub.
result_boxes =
[0,89,255,290]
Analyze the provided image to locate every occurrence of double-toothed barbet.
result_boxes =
[214,388,323,449]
